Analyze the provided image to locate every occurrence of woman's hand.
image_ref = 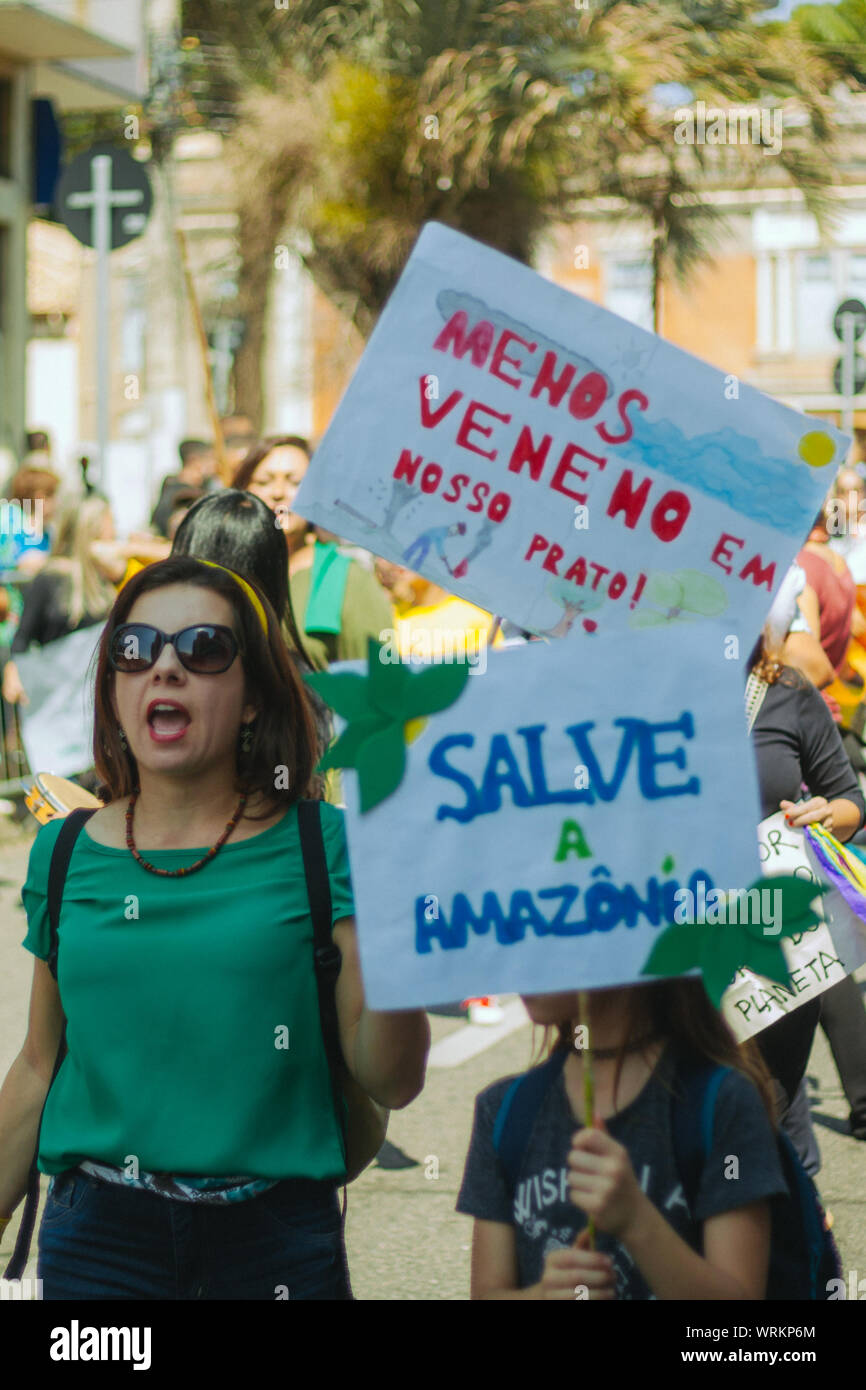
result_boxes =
[780,796,833,830]
[2,660,27,706]
[535,1231,616,1301]
[567,1122,646,1241]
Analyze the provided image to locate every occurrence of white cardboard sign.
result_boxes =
[341,628,761,1009]
[722,811,866,1041]
[295,222,849,643]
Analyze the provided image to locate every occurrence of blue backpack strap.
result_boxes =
[493,1048,568,1195]
[671,1058,729,1211]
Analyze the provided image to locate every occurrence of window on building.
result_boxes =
[605,257,653,332]
[795,252,836,355]
[847,254,866,298]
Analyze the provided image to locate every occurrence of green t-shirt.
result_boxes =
[21,802,354,1181]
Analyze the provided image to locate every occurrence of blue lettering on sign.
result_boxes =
[430,714,700,823]
[414,867,715,953]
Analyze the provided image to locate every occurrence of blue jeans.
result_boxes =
[38,1168,352,1300]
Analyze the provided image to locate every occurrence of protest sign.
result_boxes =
[722,811,866,1041]
[294,222,849,643]
[16,626,100,776]
[337,627,762,1010]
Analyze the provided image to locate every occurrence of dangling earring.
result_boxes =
[118,726,128,750]
[240,724,254,753]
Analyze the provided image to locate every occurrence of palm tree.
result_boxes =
[561,1,838,331]
[181,0,840,416]
[790,0,866,90]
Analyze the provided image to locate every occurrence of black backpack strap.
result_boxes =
[47,808,95,978]
[492,1048,568,1196]
[296,799,349,1168]
[4,807,93,1282]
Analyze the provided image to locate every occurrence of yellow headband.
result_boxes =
[195,559,269,637]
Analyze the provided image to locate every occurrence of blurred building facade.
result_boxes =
[543,90,866,449]
[0,0,145,464]
[24,79,866,535]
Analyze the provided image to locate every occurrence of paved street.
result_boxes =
[1,817,863,1300]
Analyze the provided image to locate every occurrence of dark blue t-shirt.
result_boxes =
[456,1047,787,1298]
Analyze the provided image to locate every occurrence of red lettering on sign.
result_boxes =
[651,491,690,543]
[418,376,463,429]
[456,400,512,461]
[550,443,606,504]
[542,544,564,575]
[739,553,776,591]
[606,469,652,530]
[420,463,443,493]
[529,351,576,407]
[393,448,422,484]
[489,330,536,389]
[507,425,552,481]
[568,372,608,421]
[596,389,649,445]
[433,311,495,367]
[711,533,745,575]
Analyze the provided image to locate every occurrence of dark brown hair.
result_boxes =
[92,555,320,809]
[542,978,778,1124]
[747,626,808,691]
[231,435,312,493]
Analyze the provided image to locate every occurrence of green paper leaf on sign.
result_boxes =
[305,670,376,722]
[739,874,826,943]
[396,660,471,719]
[368,638,413,719]
[701,929,752,1008]
[319,717,385,773]
[641,925,703,978]
[642,871,830,1009]
[355,722,406,812]
[303,638,473,811]
[741,938,794,989]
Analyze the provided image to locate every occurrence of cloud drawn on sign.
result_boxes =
[617,416,839,530]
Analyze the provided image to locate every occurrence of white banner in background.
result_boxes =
[722,811,866,1041]
[16,626,101,776]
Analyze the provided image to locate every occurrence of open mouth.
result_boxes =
[147,702,191,742]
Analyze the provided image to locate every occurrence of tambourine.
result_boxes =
[25,773,103,825]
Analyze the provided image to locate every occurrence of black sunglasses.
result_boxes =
[108,623,240,675]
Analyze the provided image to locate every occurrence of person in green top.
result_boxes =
[232,435,394,672]
[0,554,429,1300]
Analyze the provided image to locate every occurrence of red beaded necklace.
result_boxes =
[125,791,248,878]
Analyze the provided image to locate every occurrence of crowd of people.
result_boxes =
[0,421,864,1300]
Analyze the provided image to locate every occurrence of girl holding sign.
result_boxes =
[457,980,786,1300]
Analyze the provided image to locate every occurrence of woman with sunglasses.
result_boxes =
[0,555,429,1299]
